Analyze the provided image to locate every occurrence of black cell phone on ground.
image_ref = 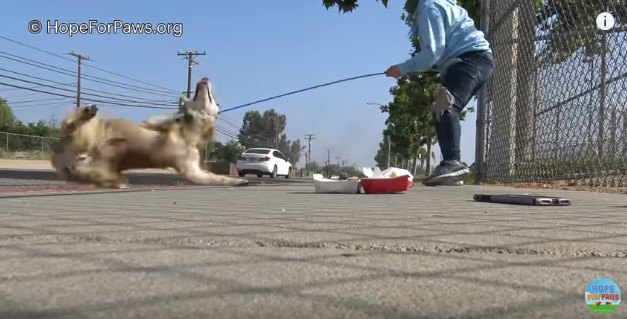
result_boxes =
[473,194,571,206]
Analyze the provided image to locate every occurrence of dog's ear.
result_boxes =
[179,95,190,113]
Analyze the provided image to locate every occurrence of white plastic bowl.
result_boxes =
[312,174,360,194]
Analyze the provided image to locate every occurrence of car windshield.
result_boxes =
[244,149,271,155]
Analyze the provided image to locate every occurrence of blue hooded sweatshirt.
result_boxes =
[396,0,491,76]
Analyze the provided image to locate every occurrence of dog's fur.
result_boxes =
[51,78,248,188]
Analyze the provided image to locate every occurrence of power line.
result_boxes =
[0,83,70,92]
[0,67,175,106]
[0,51,75,76]
[215,127,239,140]
[215,126,271,148]
[0,50,175,97]
[0,35,73,62]
[83,63,179,94]
[80,86,177,105]
[0,81,175,110]
[81,72,175,96]
[0,66,75,88]
[0,82,74,99]
[6,97,68,105]
[215,127,252,144]
[0,34,179,94]
[9,101,72,109]
[0,73,177,107]
[215,125,243,140]
[219,115,242,131]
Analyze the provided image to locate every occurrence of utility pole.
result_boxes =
[69,52,90,107]
[327,149,330,178]
[304,152,309,177]
[275,121,279,149]
[387,134,391,169]
[177,51,206,101]
[304,133,316,176]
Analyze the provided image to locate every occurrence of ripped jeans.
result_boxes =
[435,50,494,162]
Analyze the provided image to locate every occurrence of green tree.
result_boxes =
[377,73,442,174]
[322,0,388,13]
[536,0,627,66]
[374,132,390,169]
[206,140,246,163]
[238,109,283,149]
[0,98,16,131]
[307,160,323,174]
[324,0,622,65]
[215,140,245,162]
[237,109,303,163]
[221,140,245,162]
[280,139,305,165]
[323,0,479,23]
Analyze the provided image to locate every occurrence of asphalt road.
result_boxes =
[0,183,626,319]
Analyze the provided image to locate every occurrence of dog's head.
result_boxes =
[190,77,219,118]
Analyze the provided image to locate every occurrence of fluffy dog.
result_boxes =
[51,78,248,188]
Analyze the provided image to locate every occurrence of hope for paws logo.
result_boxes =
[585,278,621,314]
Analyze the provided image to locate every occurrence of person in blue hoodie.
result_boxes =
[385,0,494,186]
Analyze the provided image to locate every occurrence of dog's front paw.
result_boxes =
[233,178,249,186]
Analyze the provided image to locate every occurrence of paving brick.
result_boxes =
[0,184,625,318]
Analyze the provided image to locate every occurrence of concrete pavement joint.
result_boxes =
[2,233,625,259]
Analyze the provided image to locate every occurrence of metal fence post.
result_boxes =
[598,32,607,158]
[474,0,490,184]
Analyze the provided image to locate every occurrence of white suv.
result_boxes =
[236,148,292,178]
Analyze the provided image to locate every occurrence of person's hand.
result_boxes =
[385,65,401,78]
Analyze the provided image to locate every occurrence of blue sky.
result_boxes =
[0,0,478,167]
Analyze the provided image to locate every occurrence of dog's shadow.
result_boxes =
[288,192,361,195]
[287,192,406,195]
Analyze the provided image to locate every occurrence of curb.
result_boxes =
[0,169,314,186]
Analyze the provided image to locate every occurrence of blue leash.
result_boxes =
[219,72,385,114]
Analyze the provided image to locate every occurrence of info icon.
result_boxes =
[596,12,615,31]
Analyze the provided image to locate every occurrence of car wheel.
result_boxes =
[270,166,277,179]
[257,173,263,178]
[285,167,291,179]
[238,171,245,177]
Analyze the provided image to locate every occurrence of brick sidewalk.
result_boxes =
[0,184,625,318]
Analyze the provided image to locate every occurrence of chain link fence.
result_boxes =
[476,0,627,191]
[0,131,58,160]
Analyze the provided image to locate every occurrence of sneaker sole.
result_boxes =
[422,168,469,182]
[422,170,469,186]
[422,177,465,186]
